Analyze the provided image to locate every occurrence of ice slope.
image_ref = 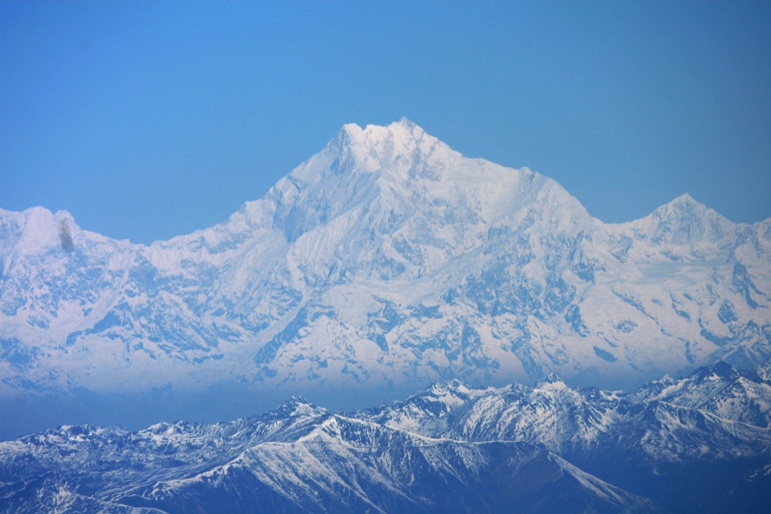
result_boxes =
[1,119,770,397]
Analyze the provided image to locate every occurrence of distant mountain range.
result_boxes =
[1,361,769,513]
[1,118,770,399]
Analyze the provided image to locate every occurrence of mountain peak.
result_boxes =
[655,193,707,216]
[9,207,80,255]
[635,192,733,245]
[535,373,570,391]
[323,118,457,176]
[691,361,738,381]
[396,116,417,128]
[668,193,707,212]
[340,117,422,141]
[427,379,473,397]
[274,396,324,418]
[673,192,697,203]
[661,192,710,221]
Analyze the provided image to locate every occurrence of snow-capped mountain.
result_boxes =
[1,119,770,402]
[1,362,769,513]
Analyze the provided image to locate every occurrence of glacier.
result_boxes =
[1,118,770,430]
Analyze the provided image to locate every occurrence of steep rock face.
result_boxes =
[1,119,770,397]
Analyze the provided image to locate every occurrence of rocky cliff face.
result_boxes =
[1,119,770,399]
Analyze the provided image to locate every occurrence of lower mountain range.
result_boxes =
[1,360,769,513]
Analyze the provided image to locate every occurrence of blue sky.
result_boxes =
[2,1,770,245]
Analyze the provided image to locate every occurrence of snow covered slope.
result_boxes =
[1,119,770,398]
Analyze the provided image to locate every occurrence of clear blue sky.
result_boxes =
[2,1,770,244]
